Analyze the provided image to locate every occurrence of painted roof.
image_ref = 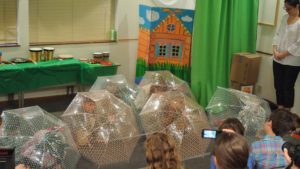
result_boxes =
[139,4,194,33]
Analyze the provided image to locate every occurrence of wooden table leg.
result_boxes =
[18,92,24,108]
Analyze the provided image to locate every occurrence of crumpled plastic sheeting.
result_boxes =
[0,106,79,169]
[90,74,140,113]
[89,74,145,132]
[62,91,140,166]
[206,87,271,142]
[136,71,195,110]
[140,91,210,159]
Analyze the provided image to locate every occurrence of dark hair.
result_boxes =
[269,109,295,137]
[219,118,245,136]
[291,113,300,131]
[214,133,249,169]
[285,0,300,6]
[294,152,300,168]
[285,0,300,16]
[286,150,300,168]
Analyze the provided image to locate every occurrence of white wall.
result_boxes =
[256,0,300,113]
[256,0,284,54]
[143,0,195,9]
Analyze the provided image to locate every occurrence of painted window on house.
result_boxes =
[156,44,167,57]
[155,40,182,59]
[167,24,175,32]
[171,45,180,57]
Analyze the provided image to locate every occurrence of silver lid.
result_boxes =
[43,47,55,51]
[29,48,43,52]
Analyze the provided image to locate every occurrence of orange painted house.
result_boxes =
[138,28,151,62]
[136,5,194,82]
[149,13,192,66]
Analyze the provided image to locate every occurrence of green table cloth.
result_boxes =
[80,62,118,85]
[0,59,118,95]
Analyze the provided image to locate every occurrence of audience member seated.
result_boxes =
[283,122,300,169]
[251,109,296,169]
[283,112,300,141]
[283,136,300,169]
[145,132,184,169]
[213,132,249,169]
[210,118,253,169]
[218,117,245,135]
[291,113,300,132]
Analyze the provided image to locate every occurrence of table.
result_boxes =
[0,59,81,94]
[0,59,118,106]
[80,62,119,85]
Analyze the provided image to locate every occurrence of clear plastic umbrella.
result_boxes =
[206,87,271,142]
[140,91,211,159]
[61,91,140,167]
[0,106,79,169]
[90,74,140,113]
[136,71,195,110]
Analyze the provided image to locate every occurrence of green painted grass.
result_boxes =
[135,58,191,84]
[136,58,148,78]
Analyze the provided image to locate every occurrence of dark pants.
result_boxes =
[273,61,300,108]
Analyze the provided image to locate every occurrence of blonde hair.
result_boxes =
[145,132,184,169]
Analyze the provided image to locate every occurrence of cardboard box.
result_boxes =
[230,81,254,94]
[230,81,242,90]
[230,53,261,84]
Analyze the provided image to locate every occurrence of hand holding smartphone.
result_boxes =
[201,129,222,139]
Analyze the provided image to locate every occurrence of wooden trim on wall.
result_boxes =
[30,38,138,46]
[258,22,277,27]
[0,43,20,47]
[30,40,117,46]
[117,38,138,41]
[257,50,272,56]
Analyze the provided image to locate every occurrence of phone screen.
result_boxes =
[202,129,217,139]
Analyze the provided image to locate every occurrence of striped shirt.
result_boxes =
[251,135,288,169]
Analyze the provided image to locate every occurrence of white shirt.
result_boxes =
[272,14,300,66]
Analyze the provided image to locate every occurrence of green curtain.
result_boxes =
[191,0,259,107]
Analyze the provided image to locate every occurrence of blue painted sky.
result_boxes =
[139,4,194,33]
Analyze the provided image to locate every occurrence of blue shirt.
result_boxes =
[251,135,288,169]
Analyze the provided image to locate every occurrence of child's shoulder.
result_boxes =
[252,135,283,146]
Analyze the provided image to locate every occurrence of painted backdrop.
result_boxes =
[135,5,194,83]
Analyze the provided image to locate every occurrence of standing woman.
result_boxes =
[273,0,300,111]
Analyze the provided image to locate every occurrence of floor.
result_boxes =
[75,136,211,169]
[0,95,212,169]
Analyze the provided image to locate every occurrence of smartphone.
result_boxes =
[201,129,221,139]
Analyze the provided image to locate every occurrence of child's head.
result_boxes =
[145,132,183,169]
[269,109,295,137]
[219,118,245,135]
[214,133,249,169]
[291,113,300,131]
